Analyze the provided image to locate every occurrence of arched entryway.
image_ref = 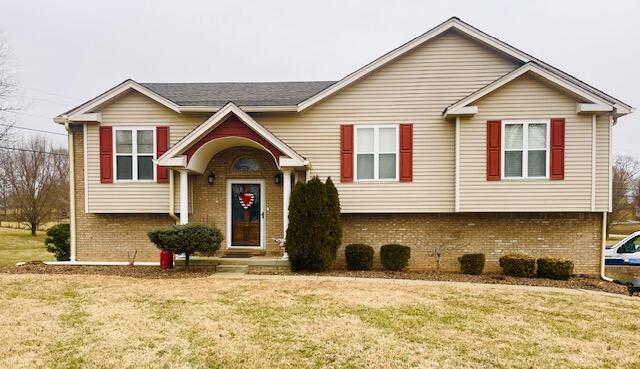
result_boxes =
[190,146,285,255]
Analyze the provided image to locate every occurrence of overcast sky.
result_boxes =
[0,0,638,158]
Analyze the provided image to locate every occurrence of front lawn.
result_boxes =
[0,227,54,266]
[0,273,638,369]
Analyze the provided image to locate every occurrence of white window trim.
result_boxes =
[113,127,156,182]
[354,124,400,182]
[501,119,550,180]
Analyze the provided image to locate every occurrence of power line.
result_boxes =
[0,123,66,136]
[15,94,75,107]
[20,86,82,102]
[0,145,67,156]
[3,110,54,120]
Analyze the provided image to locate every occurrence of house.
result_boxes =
[54,17,633,275]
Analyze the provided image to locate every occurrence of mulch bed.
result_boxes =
[0,264,216,279]
[0,263,632,296]
[249,270,632,296]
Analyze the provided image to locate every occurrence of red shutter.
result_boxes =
[340,125,354,183]
[399,124,413,182]
[550,118,565,180]
[156,126,169,183]
[486,120,501,181]
[99,126,113,184]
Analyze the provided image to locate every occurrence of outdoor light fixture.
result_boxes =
[207,172,215,185]
[274,172,282,185]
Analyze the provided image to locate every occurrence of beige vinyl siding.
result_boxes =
[595,114,611,210]
[86,91,208,213]
[256,31,519,213]
[459,74,610,212]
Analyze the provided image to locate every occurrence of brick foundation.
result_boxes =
[340,212,603,275]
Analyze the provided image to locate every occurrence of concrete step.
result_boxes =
[216,264,249,274]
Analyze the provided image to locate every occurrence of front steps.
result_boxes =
[216,264,249,274]
[175,255,289,273]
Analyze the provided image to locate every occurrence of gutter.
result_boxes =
[64,122,77,262]
[601,211,612,282]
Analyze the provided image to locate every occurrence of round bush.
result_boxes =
[499,254,536,277]
[345,244,374,271]
[148,223,223,270]
[380,244,411,271]
[458,253,485,275]
[44,223,70,261]
[536,257,574,280]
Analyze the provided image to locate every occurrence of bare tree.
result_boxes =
[0,137,68,235]
[0,36,18,142]
[608,155,640,236]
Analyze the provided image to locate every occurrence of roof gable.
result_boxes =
[444,63,615,118]
[156,102,305,172]
[297,17,632,115]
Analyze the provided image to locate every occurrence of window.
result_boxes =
[232,156,260,171]
[617,236,640,254]
[502,120,549,178]
[355,125,398,181]
[115,128,155,181]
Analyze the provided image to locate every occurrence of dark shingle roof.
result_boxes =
[141,81,336,107]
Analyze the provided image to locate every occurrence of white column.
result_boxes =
[282,169,292,260]
[179,170,189,225]
[454,116,460,212]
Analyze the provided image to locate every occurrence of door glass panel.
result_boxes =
[231,183,261,247]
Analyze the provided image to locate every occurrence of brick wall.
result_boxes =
[340,212,603,275]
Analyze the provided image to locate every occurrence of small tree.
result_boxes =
[148,224,223,270]
[325,177,342,260]
[285,176,335,271]
[44,223,70,261]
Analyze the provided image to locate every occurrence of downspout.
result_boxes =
[168,169,179,223]
[601,211,612,281]
[64,122,77,262]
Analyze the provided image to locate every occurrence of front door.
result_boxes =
[227,180,264,249]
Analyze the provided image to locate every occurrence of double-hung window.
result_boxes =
[503,120,549,178]
[115,128,155,181]
[355,125,398,181]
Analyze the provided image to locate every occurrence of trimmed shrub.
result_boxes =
[380,244,411,271]
[537,257,574,280]
[345,244,374,271]
[285,177,335,271]
[325,177,343,261]
[44,223,70,261]
[148,224,223,270]
[458,253,485,275]
[499,254,536,277]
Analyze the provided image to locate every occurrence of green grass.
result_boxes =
[0,274,638,369]
[0,227,54,266]
[609,222,640,235]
